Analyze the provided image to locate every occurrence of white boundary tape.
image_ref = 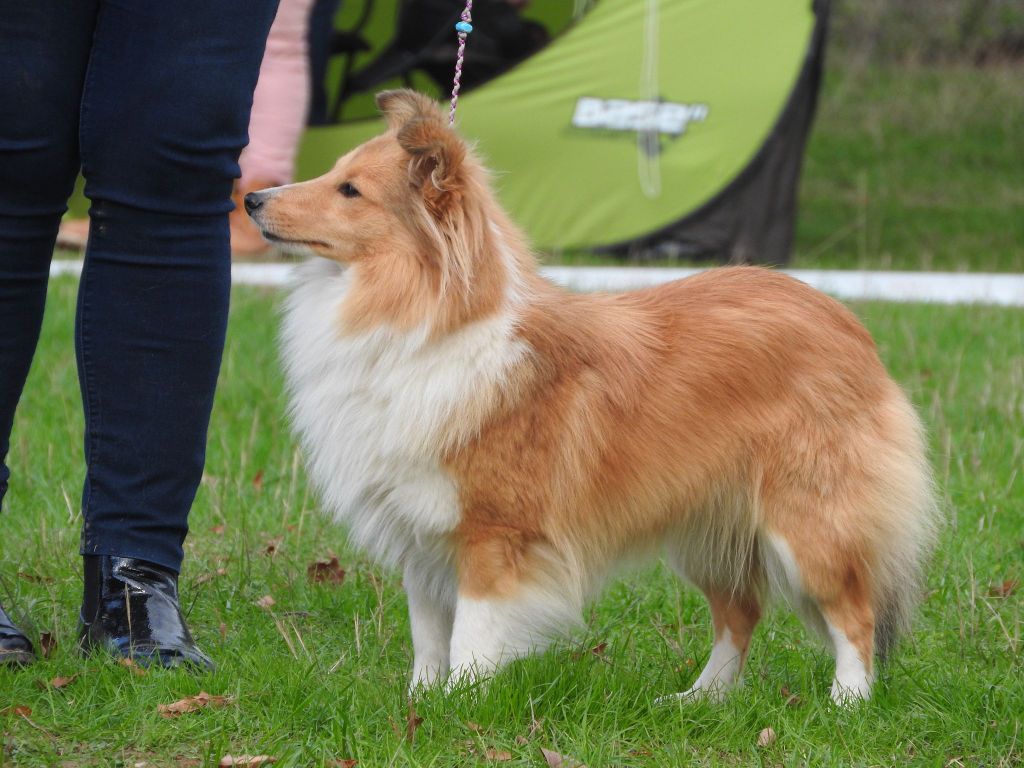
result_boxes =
[49,260,1024,307]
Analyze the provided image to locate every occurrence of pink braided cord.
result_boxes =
[449,0,474,126]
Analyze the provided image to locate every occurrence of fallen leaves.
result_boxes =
[757,727,777,747]
[0,705,32,717]
[16,571,53,584]
[780,685,803,706]
[570,641,608,661]
[49,675,78,690]
[988,579,1019,598]
[484,748,512,761]
[39,631,57,658]
[218,756,276,767]
[255,595,276,610]
[252,469,265,492]
[541,748,587,768]
[406,702,424,744]
[195,567,228,585]
[118,657,147,676]
[308,556,346,585]
[157,692,235,718]
[262,536,282,557]
[329,761,358,768]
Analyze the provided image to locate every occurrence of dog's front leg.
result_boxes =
[447,594,528,688]
[405,562,455,691]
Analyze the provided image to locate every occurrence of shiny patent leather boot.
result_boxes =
[0,599,35,666]
[78,555,214,671]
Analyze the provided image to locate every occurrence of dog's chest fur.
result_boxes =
[281,259,526,567]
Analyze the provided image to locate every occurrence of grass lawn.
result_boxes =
[792,63,1024,272]
[2,278,1022,767]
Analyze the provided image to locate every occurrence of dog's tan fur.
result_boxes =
[259,90,938,702]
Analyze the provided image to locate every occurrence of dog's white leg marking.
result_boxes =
[446,591,563,690]
[658,628,744,704]
[828,620,873,704]
[447,596,518,688]
[405,567,455,690]
[687,627,745,696]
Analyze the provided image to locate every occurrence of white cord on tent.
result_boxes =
[637,0,662,199]
[573,0,593,20]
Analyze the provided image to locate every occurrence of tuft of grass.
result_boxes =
[1,279,1022,766]
[793,62,1024,272]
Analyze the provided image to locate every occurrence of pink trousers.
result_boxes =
[239,0,317,187]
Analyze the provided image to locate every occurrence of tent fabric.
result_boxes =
[297,0,829,262]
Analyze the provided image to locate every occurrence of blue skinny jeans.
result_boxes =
[0,0,279,572]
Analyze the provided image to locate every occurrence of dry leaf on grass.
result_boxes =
[1,706,32,717]
[484,749,512,761]
[541,747,587,767]
[330,761,358,768]
[571,641,608,660]
[211,524,227,535]
[17,571,53,584]
[218,756,276,767]
[406,702,424,744]
[988,579,1019,598]
[780,686,803,706]
[39,631,57,658]
[252,469,265,492]
[118,657,147,676]
[263,537,282,557]
[308,556,346,585]
[757,727,777,747]
[50,675,78,690]
[158,692,235,718]
[195,567,228,585]
[255,595,276,610]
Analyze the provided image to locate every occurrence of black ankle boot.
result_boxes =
[0,600,35,666]
[78,556,214,671]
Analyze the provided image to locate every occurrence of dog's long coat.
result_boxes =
[252,90,938,703]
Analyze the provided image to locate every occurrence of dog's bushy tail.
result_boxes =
[869,396,941,661]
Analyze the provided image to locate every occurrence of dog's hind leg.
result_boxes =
[663,588,761,702]
[763,528,876,704]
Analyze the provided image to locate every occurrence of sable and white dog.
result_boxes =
[246,90,938,704]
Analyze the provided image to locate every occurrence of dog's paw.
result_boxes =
[655,681,731,706]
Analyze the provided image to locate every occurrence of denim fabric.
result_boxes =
[0,0,279,572]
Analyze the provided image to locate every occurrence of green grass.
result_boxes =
[793,63,1024,272]
[2,279,1022,767]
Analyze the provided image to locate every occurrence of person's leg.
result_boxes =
[0,0,99,665]
[75,0,278,666]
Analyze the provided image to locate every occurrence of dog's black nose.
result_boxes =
[243,192,264,215]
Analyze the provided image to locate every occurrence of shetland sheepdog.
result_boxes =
[246,89,938,704]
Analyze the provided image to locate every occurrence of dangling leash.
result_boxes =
[448,0,474,126]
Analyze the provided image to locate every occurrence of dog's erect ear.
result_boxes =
[396,117,467,216]
[376,89,444,132]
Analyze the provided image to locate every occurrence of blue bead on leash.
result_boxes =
[449,1,475,125]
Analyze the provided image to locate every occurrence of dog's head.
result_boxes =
[248,90,519,333]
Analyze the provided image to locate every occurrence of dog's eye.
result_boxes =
[339,182,361,198]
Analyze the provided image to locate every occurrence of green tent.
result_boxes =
[300,0,830,263]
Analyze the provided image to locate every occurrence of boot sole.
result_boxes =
[0,649,36,667]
